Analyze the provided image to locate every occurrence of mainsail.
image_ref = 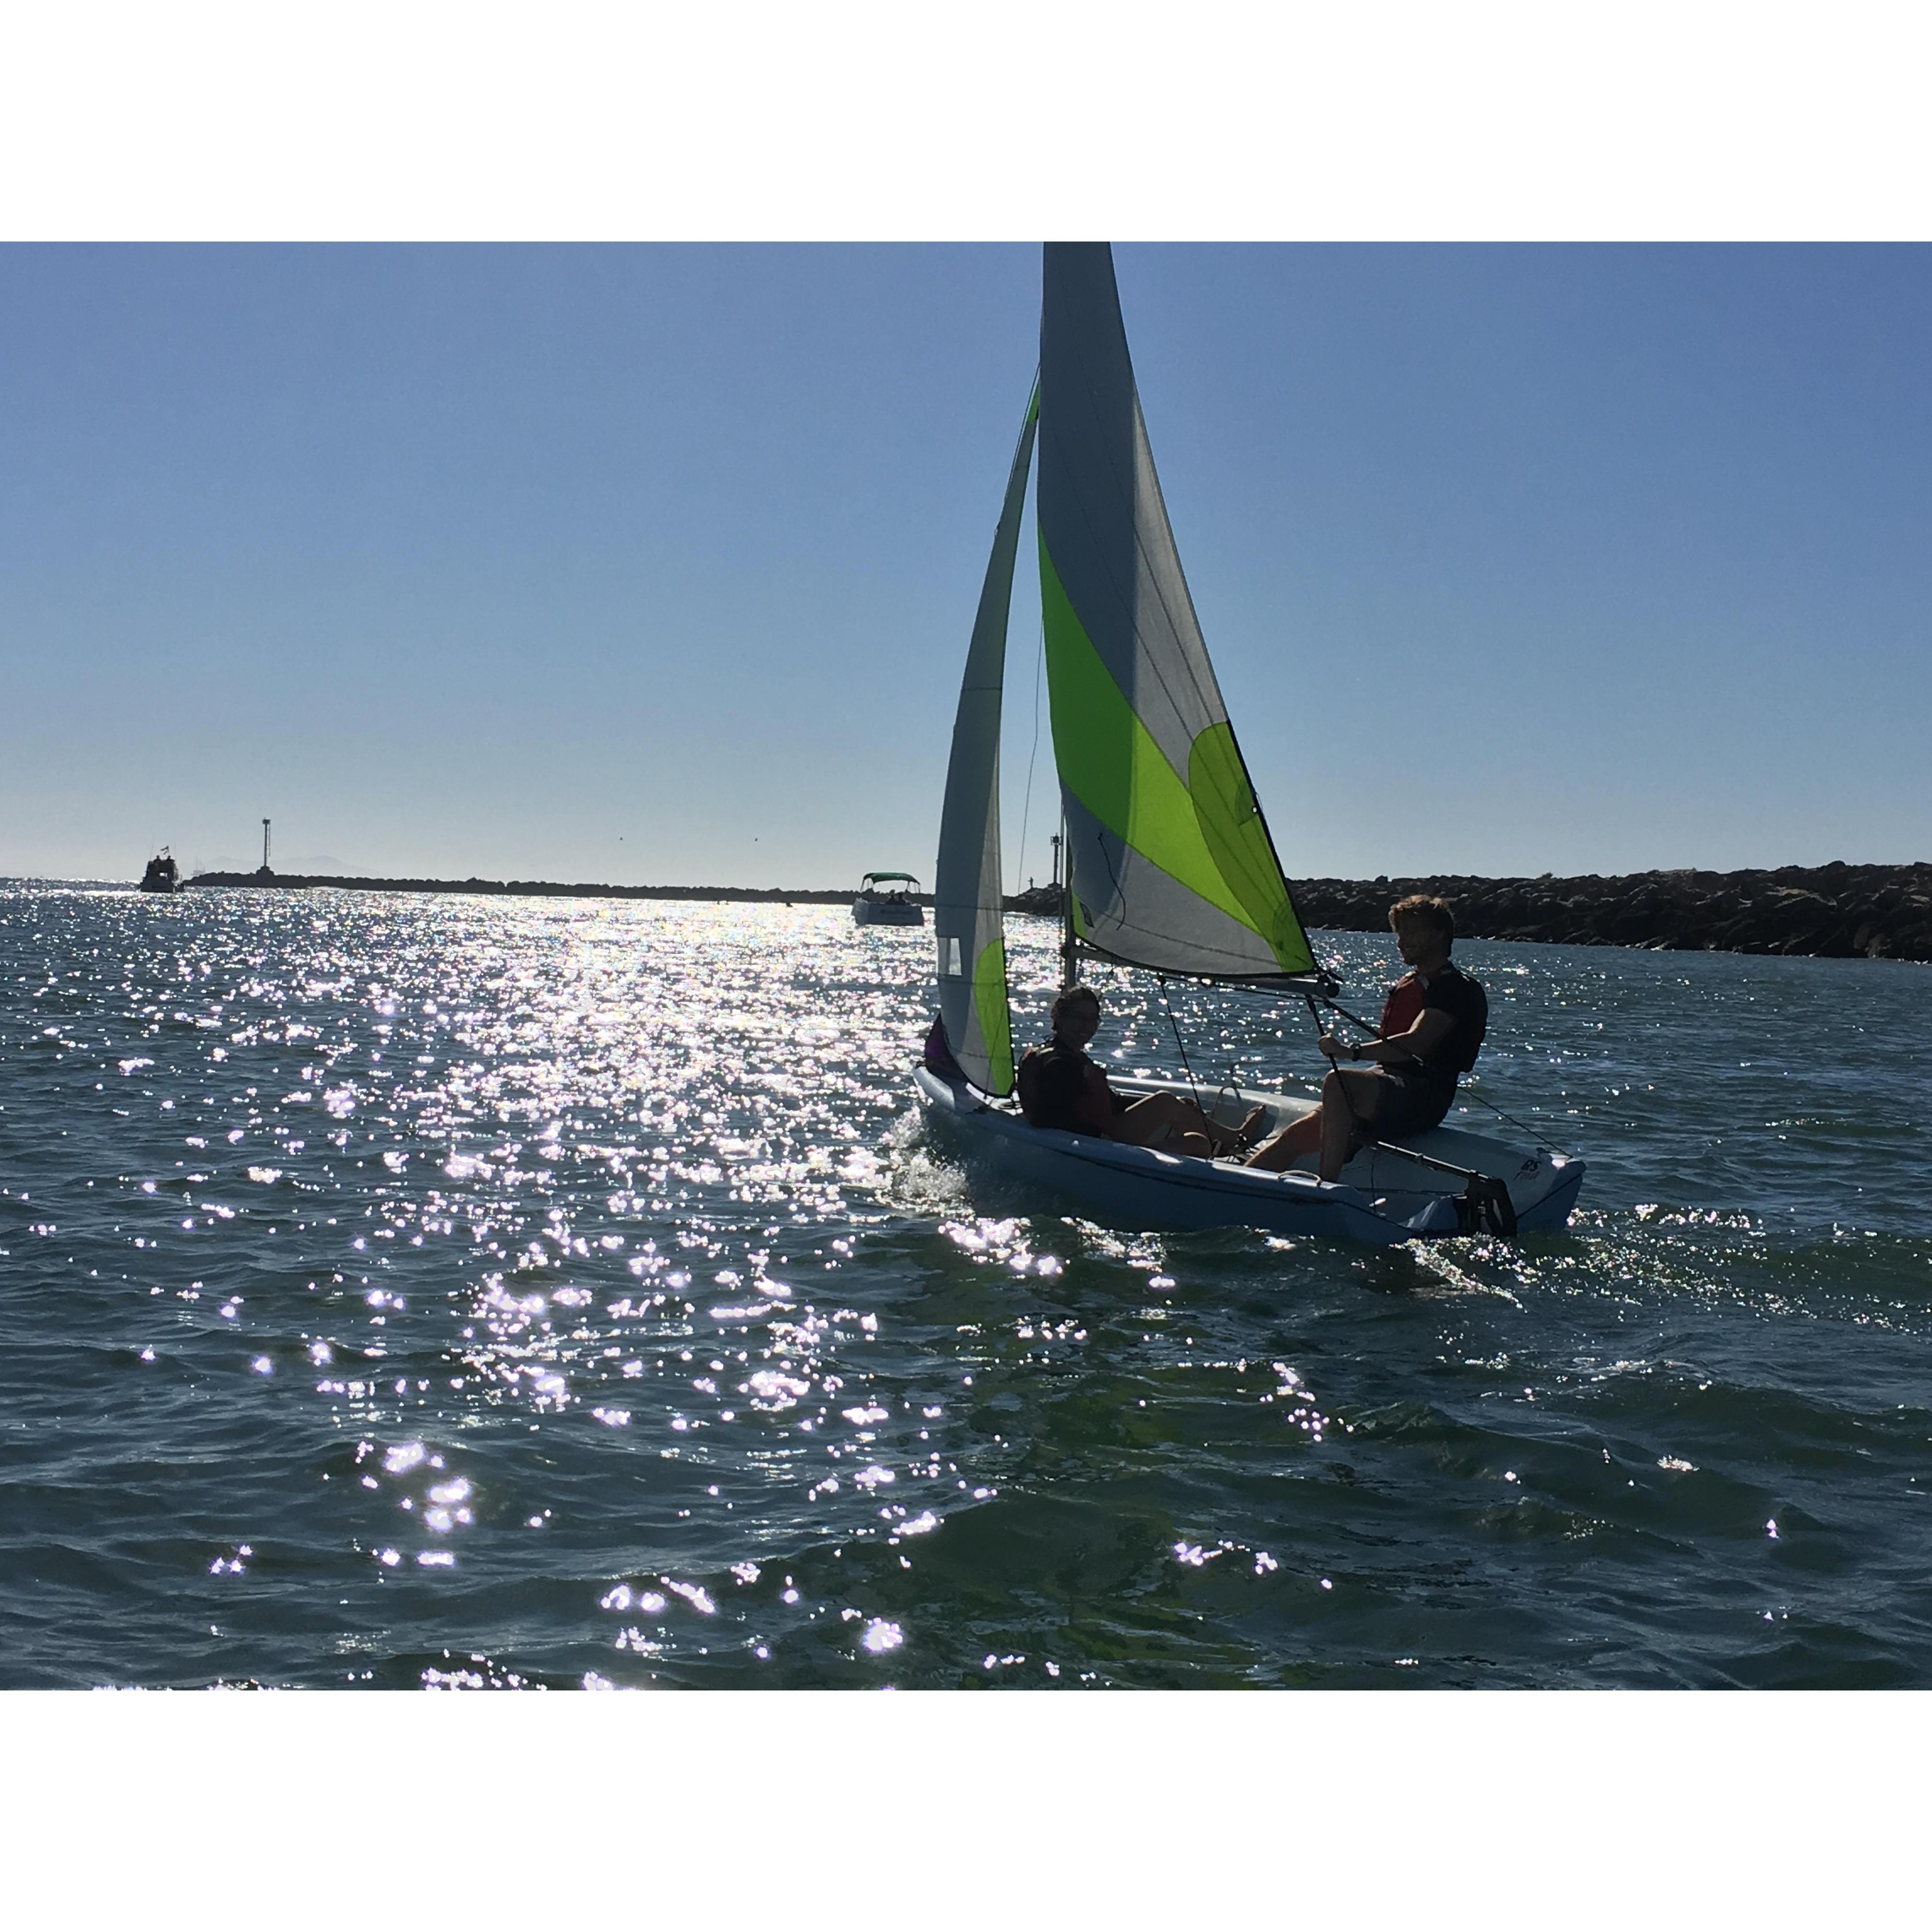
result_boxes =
[1037,243,1319,984]
[933,383,1039,1094]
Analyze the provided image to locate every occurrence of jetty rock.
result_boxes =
[1288,863,1932,963]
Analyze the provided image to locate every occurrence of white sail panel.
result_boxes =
[1037,243,1317,983]
[933,386,1038,1093]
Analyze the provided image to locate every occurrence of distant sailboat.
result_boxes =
[918,244,1583,1244]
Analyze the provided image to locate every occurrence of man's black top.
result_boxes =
[1409,962,1487,1085]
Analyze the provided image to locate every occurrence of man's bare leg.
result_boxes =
[1245,1071,1381,1181]
[1318,1066,1384,1182]
[1243,1106,1323,1172]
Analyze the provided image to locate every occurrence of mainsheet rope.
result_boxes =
[1155,973,1207,1118]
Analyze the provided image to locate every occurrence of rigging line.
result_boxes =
[1303,987,1365,1152]
[1303,992,1336,1063]
[1157,973,1206,1116]
[1458,1083,1568,1155]
[1309,989,1381,1036]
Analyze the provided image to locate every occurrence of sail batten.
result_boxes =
[1038,242,1318,986]
[933,384,1039,1095]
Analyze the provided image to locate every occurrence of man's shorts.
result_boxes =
[1350,1068,1455,1144]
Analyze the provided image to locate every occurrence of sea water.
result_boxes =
[2,886,1927,1688]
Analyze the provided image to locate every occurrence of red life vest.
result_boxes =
[1380,974,1426,1042]
[1378,966,1488,1076]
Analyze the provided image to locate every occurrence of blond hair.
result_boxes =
[1388,894,1453,945]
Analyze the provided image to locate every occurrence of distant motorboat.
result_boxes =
[853,871,925,926]
[139,849,179,894]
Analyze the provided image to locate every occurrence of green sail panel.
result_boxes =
[1037,243,1317,983]
[934,385,1038,1094]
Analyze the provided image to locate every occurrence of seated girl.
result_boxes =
[1016,984,1260,1158]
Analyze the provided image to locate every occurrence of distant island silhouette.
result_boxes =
[181,862,1932,962]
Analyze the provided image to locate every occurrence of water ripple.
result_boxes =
[1,884,1928,1687]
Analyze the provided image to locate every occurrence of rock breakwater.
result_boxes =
[1290,862,1932,962]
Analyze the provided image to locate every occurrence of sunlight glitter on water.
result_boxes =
[3,885,1931,1688]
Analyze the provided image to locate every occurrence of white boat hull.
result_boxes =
[913,1066,1584,1246]
[854,898,925,926]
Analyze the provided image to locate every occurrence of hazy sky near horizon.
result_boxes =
[4,242,1930,887]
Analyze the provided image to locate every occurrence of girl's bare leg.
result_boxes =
[1116,1092,1266,1157]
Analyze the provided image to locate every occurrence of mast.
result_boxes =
[1058,812,1077,990]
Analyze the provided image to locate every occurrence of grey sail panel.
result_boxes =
[934,385,1038,1095]
[1060,798,1305,980]
[1037,242,1317,983]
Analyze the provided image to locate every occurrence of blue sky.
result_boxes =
[4,243,1930,886]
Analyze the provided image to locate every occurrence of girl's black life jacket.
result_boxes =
[1016,1039,1102,1132]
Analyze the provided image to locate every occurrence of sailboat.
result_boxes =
[915,244,1584,1246]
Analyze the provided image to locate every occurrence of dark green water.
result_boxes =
[2,886,1927,1687]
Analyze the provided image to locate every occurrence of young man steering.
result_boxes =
[1244,895,1486,1184]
